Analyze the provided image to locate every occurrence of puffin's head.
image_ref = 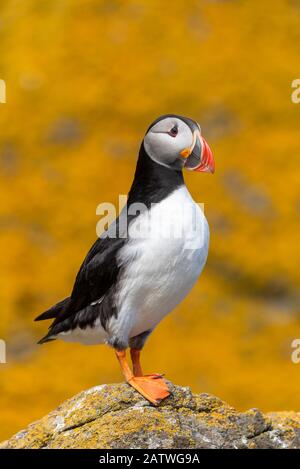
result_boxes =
[143,114,215,173]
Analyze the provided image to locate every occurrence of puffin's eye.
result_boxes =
[168,126,178,137]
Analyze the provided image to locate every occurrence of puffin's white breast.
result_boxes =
[109,185,209,341]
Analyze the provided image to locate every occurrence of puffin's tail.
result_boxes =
[34,297,70,322]
[35,297,71,345]
[37,335,55,345]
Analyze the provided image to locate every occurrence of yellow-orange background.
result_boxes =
[0,0,300,440]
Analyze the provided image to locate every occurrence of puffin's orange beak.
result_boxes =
[181,130,215,174]
[194,136,215,173]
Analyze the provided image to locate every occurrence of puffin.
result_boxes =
[35,114,215,405]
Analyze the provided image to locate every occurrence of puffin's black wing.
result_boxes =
[72,235,125,311]
[35,232,126,343]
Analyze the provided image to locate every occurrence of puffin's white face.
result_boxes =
[143,115,215,173]
[144,117,194,169]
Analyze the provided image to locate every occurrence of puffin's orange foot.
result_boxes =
[128,375,170,405]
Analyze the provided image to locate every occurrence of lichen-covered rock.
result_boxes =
[1,383,300,449]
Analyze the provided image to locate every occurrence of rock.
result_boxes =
[1,383,300,449]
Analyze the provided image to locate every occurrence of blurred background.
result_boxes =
[0,0,300,441]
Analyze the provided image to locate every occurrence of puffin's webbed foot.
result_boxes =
[115,349,170,406]
[128,374,170,406]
